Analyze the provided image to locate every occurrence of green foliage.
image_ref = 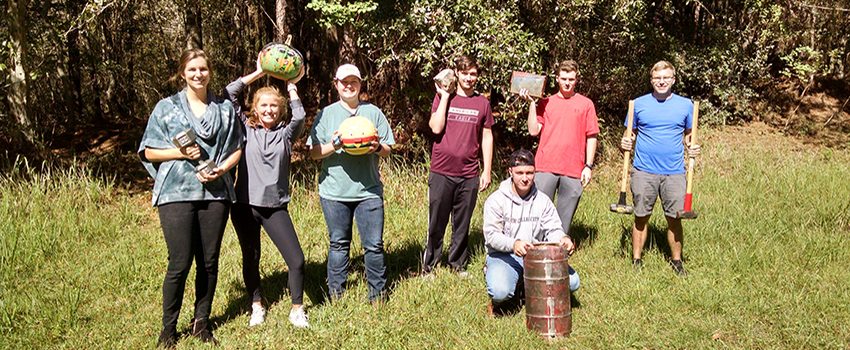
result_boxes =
[3,0,850,161]
[307,0,379,29]
[363,0,548,86]
[781,46,826,79]
[357,0,550,153]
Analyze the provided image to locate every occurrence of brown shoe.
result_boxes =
[487,301,500,318]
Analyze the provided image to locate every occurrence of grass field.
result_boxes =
[2,125,849,349]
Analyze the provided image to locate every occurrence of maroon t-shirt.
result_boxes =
[430,93,495,178]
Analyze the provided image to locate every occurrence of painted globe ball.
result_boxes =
[338,116,378,156]
[259,42,304,81]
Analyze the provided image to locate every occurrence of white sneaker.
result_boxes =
[288,306,309,328]
[249,304,265,327]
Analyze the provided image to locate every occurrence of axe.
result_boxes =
[677,101,699,219]
[610,100,635,215]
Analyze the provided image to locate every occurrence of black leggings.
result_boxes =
[231,203,305,305]
[157,200,230,327]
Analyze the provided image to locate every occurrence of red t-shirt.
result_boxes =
[534,93,599,178]
[430,93,495,177]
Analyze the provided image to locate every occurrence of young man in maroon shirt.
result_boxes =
[423,55,494,275]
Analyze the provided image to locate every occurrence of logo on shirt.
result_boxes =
[506,216,540,224]
[448,107,480,124]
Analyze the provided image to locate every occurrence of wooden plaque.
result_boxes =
[510,71,548,98]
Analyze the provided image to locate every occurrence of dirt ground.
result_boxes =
[760,79,850,148]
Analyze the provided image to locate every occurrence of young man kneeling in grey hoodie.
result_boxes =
[482,149,580,316]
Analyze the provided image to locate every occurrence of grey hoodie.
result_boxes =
[483,178,567,254]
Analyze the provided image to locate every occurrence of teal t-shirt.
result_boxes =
[307,101,395,201]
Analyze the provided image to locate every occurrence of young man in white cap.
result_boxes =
[482,149,579,316]
[308,63,395,303]
[423,55,494,276]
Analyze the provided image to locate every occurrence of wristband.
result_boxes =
[287,83,297,92]
[332,135,342,150]
[584,163,594,170]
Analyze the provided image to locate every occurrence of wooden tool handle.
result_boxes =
[619,100,635,193]
[690,101,699,147]
[685,101,700,196]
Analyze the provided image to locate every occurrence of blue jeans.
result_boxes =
[486,252,580,303]
[320,197,387,301]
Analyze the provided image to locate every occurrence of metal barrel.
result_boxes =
[523,243,571,338]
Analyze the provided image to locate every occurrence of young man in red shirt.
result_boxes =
[520,60,599,236]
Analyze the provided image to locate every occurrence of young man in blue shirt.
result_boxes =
[620,61,701,275]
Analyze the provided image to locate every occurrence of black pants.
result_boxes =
[423,172,479,272]
[231,203,305,305]
[157,200,230,327]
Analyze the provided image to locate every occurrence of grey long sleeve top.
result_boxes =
[483,178,567,254]
[225,79,305,207]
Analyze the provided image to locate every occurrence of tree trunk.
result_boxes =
[185,0,203,50]
[65,22,83,125]
[275,0,287,40]
[7,0,36,145]
[339,24,357,63]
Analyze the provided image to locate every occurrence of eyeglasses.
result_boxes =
[651,76,675,82]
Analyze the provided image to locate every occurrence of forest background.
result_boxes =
[3,1,850,348]
[2,0,849,162]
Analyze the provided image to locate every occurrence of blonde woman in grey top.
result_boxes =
[224,56,309,328]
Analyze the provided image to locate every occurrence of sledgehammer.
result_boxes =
[610,100,635,215]
[677,101,699,219]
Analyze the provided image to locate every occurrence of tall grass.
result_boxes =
[1,128,848,349]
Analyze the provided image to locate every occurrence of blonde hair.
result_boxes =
[650,61,676,75]
[247,86,286,128]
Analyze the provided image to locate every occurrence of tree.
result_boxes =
[185,0,203,49]
[6,0,36,148]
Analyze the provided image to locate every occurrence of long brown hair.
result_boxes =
[168,49,208,85]
[247,86,286,128]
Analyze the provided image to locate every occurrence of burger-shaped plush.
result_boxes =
[338,116,379,155]
[259,41,304,81]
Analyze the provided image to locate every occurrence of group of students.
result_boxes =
[138,48,699,347]
[139,49,393,348]
[422,57,700,315]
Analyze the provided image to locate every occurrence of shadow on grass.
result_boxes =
[295,239,424,306]
[568,221,599,252]
[211,258,328,329]
[617,220,673,261]
[427,225,487,273]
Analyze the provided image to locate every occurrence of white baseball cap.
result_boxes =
[335,64,362,80]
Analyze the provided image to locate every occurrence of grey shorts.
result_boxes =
[630,167,686,218]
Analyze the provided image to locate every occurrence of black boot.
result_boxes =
[157,325,177,349]
[191,318,219,345]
